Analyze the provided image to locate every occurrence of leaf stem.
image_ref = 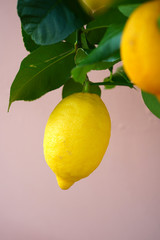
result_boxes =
[90,81,134,88]
[75,29,83,50]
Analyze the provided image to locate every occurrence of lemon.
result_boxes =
[120,1,160,100]
[43,93,111,190]
[79,0,112,14]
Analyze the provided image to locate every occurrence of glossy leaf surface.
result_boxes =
[9,42,75,110]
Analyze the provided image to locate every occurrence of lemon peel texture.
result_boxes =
[43,93,111,190]
[121,1,160,99]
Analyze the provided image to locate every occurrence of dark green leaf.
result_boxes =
[75,48,88,65]
[80,32,89,49]
[142,91,160,119]
[79,24,124,66]
[21,25,40,52]
[118,4,140,17]
[86,7,127,30]
[65,31,77,45]
[62,78,101,98]
[86,28,107,45]
[17,0,88,45]
[88,84,101,97]
[8,42,75,110]
[64,0,91,23]
[62,78,83,98]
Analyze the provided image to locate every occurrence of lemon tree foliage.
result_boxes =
[72,48,120,84]
[17,0,89,45]
[62,78,101,98]
[118,3,140,17]
[103,66,134,89]
[9,0,160,119]
[8,42,75,110]
[142,91,160,119]
[78,24,124,66]
[21,26,40,52]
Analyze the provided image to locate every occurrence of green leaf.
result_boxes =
[17,0,88,45]
[62,78,101,98]
[64,0,91,23]
[8,42,75,110]
[79,24,124,66]
[62,79,83,98]
[80,32,89,49]
[118,4,140,17]
[86,7,127,30]
[75,48,88,65]
[72,48,119,84]
[21,26,40,52]
[104,66,134,88]
[86,28,107,45]
[87,83,101,97]
[65,31,77,45]
[142,91,160,119]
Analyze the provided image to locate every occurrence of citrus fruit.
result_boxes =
[120,1,160,100]
[79,0,112,14]
[43,93,111,190]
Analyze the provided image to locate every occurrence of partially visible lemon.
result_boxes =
[121,1,160,100]
[79,0,112,14]
[43,93,111,190]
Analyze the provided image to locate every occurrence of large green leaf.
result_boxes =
[17,0,88,45]
[21,26,40,52]
[142,91,160,119]
[79,24,124,66]
[8,42,75,110]
[65,31,77,45]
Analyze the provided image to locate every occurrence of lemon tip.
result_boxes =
[56,176,75,190]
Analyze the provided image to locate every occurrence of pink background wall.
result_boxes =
[1,1,160,239]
